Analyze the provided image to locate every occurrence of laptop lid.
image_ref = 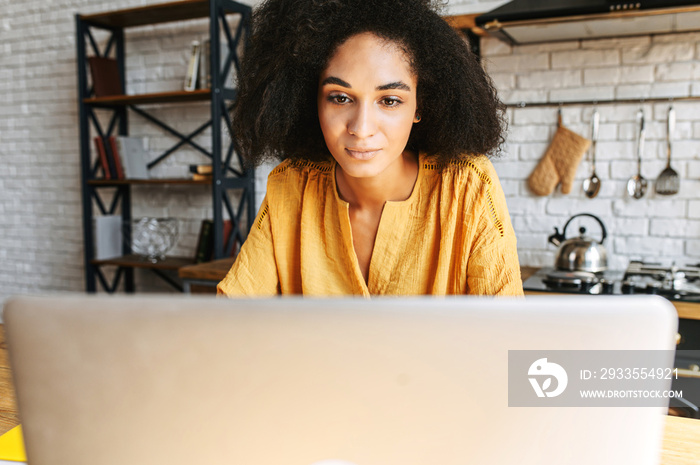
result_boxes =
[4,294,678,465]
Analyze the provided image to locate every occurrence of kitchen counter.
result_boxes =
[522,267,700,321]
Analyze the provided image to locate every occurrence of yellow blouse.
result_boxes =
[217,154,523,296]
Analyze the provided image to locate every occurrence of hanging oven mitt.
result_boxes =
[528,111,591,196]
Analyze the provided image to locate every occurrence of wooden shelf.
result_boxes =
[79,0,211,28]
[84,89,212,106]
[445,13,486,35]
[88,178,211,186]
[77,0,255,294]
[91,254,195,270]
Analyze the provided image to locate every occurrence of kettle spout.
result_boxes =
[548,227,565,247]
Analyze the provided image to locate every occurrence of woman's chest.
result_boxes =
[348,206,384,283]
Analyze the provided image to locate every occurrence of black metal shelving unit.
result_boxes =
[75,0,254,293]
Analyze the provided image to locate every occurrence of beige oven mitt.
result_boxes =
[528,113,591,196]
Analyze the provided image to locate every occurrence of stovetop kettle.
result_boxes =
[548,213,608,273]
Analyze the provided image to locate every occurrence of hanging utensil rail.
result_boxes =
[506,95,700,108]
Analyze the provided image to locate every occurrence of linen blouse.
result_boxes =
[217,153,523,296]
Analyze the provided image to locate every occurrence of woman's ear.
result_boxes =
[413,113,421,123]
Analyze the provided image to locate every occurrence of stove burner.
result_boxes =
[524,261,700,301]
[545,270,598,282]
[543,270,612,294]
[625,260,700,283]
[624,260,700,296]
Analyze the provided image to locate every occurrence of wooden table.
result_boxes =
[178,257,235,293]
[662,415,700,464]
[0,326,20,435]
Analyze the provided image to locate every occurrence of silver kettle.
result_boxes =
[548,213,608,273]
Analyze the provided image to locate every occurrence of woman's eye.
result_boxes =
[381,97,402,107]
[328,94,350,104]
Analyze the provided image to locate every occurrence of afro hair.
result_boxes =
[231,0,507,167]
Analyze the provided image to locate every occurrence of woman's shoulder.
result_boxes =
[268,157,334,178]
[422,154,510,238]
[265,157,334,197]
[422,153,501,190]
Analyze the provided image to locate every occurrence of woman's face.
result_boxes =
[318,32,419,179]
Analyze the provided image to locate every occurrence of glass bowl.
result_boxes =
[128,217,179,263]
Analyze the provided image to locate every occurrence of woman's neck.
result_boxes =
[335,151,419,209]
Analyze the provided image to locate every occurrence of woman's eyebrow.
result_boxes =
[320,77,411,92]
[376,81,411,91]
[321,76,352,88]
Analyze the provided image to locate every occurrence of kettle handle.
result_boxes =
[547,227,565,247]
[561,213,607,244]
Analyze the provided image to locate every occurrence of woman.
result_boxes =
[217,0,523,296]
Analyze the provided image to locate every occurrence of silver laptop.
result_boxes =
[4,294,678,465]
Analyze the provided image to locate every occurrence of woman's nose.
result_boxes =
[347,103,377,138]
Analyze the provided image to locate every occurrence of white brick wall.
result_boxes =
[3,0,700,304]
[484,32,700,269]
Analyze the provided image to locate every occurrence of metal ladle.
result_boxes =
[627,109,648,199]
[583,109,600,198]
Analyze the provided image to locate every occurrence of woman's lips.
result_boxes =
[345,148,380,160]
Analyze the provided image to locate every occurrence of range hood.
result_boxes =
[475,0,700,44]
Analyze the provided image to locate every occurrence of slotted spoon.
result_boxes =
[655,105,680,196]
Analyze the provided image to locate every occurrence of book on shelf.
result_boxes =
[94,215,123,260]
[193,219,238,263]
[184,40,201,92]
[194,219,213,263]
[198,38,210,90]
[93,136,111,180]
[192,173,213,182]
[197,38,236,90]
[222,219,239,258]
[106,136,125,180]
[87,56,123,98]
[189,164,213,175]
[113,136,150,179]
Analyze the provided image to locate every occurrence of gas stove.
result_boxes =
[523,260,700,303]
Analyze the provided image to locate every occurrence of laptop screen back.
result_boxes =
[3,295,678,465]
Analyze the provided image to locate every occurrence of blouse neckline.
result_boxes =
[330,151,424,295]
[331,151,424,209]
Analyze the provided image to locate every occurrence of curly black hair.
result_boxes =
[231,0,506,166]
